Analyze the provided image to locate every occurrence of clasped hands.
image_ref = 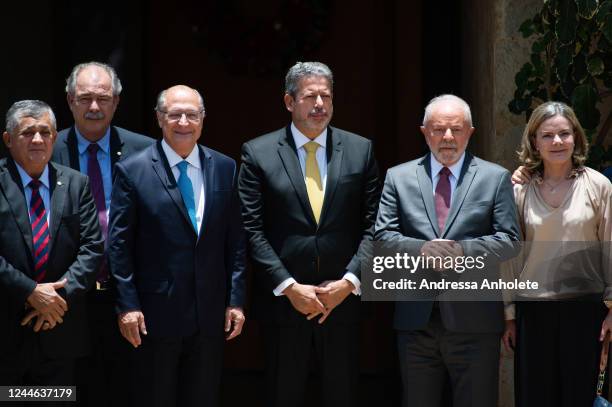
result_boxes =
[284,279,354,324]
[21,278,68,332]
[421,239,464,271]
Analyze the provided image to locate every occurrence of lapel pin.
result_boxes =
[117,151,122,156]
[57,181,62,186]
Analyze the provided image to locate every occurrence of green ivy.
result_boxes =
[509,0,612,170]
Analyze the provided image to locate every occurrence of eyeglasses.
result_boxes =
[157,109,204,123]
[74,96,114,106]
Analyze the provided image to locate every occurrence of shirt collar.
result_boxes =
[291,122,327,151]
[161,139,201,169]
[15,162,50,190]
[430,152,466,180]
[75,126,111,155]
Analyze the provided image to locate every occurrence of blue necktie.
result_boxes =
[176,161,197,232]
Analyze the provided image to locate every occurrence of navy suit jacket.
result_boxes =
[0,158,104,358]
[108,141,246,338]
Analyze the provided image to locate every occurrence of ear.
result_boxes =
[284,93,295,112]
[2,131,11,149]
[67,93,75,111]
[467,127,475,139]
[156,111,164,128]
[419,126,427,137]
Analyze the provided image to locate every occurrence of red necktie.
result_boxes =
[29,179,49,282]
[435,167,451,233]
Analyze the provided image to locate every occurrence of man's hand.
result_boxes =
[118,310,147,348]
[26,279,68,322]
[421,240,464,271]
[308,279,354,324]
[21,308,63,332]
[224,306,245,341]
[511,166,531,185]
[600,308,612,341]
[283,283,326,316]
[502,319,516,352]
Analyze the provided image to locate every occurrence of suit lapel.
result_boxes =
[441,153,478,238]
[109,126,125,175]
[48,163,67,254]
[319,127,342,226]
[151,142,196,236]
[0,159,34,256]
[277,126,317,226]
[417,155,440,237]
[65,127,81,171]
[198,145,213,240]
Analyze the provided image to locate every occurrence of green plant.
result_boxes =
[508,0,612,169]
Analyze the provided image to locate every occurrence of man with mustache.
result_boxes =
[238,61,380,406]
[374,95,520,407]
[51,62,153,407]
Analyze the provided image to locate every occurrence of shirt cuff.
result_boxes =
[273,278,296,296]
[504,304,516,320]
[343,272,361,296]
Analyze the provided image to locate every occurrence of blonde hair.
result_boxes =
[517,101,588,172]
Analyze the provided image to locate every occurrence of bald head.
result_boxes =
[155,85,206,158]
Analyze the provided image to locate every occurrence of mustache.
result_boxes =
[309,108,327,115]
[85,112,105,120]
[439,144,457,149]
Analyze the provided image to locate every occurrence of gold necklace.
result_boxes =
[542,177,569,194]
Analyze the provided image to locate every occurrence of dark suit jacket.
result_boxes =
[238,125,380,325]
[375,153,520,333]
[0,158,104,358]
[108,141,246,338]
[52,126,154,174]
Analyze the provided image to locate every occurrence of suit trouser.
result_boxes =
[130,330,224,407]
[263,320,360,407]
[74,289,132,407]
[397,306,501,407]
[0,330,74,407]
[515,298,608,407]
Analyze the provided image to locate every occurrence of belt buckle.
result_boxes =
[96,280,110,291]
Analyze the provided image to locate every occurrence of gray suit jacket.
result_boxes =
[375,152,520,333]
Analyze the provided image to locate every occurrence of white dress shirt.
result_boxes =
[273,123,361,296]
[16,164,51,231]
[161,140,205,235]
[430,152,466,204]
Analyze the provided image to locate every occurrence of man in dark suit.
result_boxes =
[0,100,104,390]
[374,94,520,407]
[51,61,153,407]
[108,85,246,407]
[238,61,380,407]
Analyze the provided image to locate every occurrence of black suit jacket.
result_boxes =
[0,158,104,358]
[52,125,154,174]
[108,142,246,338]
[238,125,380,325]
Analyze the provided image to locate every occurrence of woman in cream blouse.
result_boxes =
[506,101,612,406]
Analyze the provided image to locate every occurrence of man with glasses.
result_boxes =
[51,61,153,407]
[108,85,246,406]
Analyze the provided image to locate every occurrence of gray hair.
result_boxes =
[285,61,334,97]
[423,94,473,127]
[5,100,57,135]
[65,61,123,96]
[155,87,205,113]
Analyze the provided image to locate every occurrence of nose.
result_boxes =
[89,99,100,111]
[315,95,323,107]
[443,128,454,140]
[178,113,189,125]
[32,132,44,143]
[552,134,562,143]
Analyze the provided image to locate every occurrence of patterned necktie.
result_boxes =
[435,167,452,233]
[87,143,109,283]
[29,179,49,282]
[177,160,198,232]
[304,141,324,224]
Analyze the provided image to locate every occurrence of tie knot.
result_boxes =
[439,167,451,177]
[304,141,319,154]
[29,179,41,190]
[177,160,189,174]
[87,143,99,155]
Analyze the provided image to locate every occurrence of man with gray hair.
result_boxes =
[239,61,380,406]
[51,61,152,407]
[374,94,520,406]
[0,100,103,387]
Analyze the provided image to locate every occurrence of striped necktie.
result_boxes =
[29,179,49,282]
